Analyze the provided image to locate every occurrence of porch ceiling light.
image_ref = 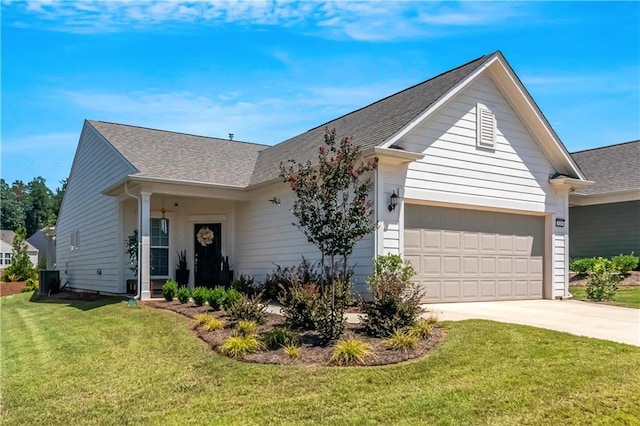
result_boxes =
[388,190,399,212]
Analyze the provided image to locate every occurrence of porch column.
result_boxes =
[140,191,152,300]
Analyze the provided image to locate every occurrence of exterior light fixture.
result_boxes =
[555,218,565,227]
[160,207,168,234]
[388,190,399,212]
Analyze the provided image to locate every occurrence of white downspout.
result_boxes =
[123,181,142,300]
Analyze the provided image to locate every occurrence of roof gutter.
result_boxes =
[549,176,594,191]
[362,147,424,164]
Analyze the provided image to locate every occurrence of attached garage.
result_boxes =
[404,204,545,302]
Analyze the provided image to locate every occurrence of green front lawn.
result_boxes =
[570,285,640,309]
[2,293,639,425]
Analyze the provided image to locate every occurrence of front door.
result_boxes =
[194,223,222,288]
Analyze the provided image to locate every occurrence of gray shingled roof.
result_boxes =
[88,121,268,187]
[249,52,493,185]
[1,230,39,252]
[571,140,640,195]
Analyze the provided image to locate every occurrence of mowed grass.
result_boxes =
[2,293,640,425]
[570,285,640,309]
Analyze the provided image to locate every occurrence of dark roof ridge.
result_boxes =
[302,52,494,135]
[86,119,269,148]
[571,139,640,154]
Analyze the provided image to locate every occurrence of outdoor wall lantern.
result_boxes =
[388,190,399,212]
[555,218,565,227]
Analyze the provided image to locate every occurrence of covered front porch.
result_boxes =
[107,179,250,300]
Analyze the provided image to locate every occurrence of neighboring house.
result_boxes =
[0,230,39,270]
[569,141,640,259]
[27,226,57,270]
[57,51,592,302]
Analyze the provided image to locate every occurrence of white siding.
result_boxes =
[236,182,375,294]
[385,74,569,299]
[56,123,136,293]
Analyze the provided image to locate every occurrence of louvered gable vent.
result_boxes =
[476,103,496,149]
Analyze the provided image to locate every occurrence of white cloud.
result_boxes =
[3,1,529,40]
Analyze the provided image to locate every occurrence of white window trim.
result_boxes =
[476,103,496,149]
[149,214,173,280]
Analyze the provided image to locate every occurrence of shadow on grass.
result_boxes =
[29,291,127,311]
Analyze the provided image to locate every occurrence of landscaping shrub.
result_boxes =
[262,327,299,350]
[313,292,348,344]
[2,226,37,282]
[611,253,639,274]
[283,344,301,359]
[20,277,39,293]
[586,257,621,302]
[231,274,260,297]
[235,320,258,337]
[176,286,191,304]
[226,293,267,324]
[360,254,423,337]
[278,278,319,330]
[162,279,178,302]
[191,286,210,307]
[264,257,321,301]
[202,317,224,332]
[220,335,264,358]
[570,257,596,275]
[330,336,374,366]
[207,286,226,311]
[408,318,434,339]
[383,329,418,351]
[222,288,242,310]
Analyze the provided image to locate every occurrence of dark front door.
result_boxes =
[194,223,222,288]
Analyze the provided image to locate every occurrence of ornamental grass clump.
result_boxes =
[162,279,178,302]
[194,313,213,327]
[202,317,224,332]
[361,254,423,337]
[408,318,434,339]
[384,329,418,352]
[262,327,299,350]
[283,344,301,359]
[220,335,264,358]
[331,336,374,366]
[235,320,258,337]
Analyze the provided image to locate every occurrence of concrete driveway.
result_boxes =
[424,300,640,346]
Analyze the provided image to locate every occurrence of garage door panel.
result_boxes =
[405,204,544,303]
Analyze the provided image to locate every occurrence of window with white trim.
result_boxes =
[150,218,169,277]
[3,253,11,265]
[476,103,496,149]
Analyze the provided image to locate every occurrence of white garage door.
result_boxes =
[404,204,544,302]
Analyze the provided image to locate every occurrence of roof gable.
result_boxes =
[571,140,640,195]
[88,121,268,188]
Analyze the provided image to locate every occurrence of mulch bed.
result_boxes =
[1,282,26,297]
[145,300,444,367]
[570,270,640,287]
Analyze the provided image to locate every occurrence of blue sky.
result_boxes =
[2,1,639,189]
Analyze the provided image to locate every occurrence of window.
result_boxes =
[476,103,496,149]
[150,218,169,276]
[4,253,12,265]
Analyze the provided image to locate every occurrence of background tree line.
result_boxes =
[1,177,67,237]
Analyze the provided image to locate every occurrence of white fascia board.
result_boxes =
[362,146,424,165]
[381,56,498,149]
[103,175,251,200]
[549,176,595,191]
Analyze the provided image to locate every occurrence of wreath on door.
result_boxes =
[196,227,214,247]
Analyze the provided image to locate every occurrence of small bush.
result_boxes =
[408,318,434,339]
[220,335,264,358]
[361,254,423,337]
[384,329,418,351]
[235,320,258,337]
[611,253,639,274]
[232,274,260,297]
[222,288,242,310]
[202,317,224,332]
[207,286,226,311]
[331,336,374,366]
[191,286,210,307]
[194,313,213,326]
[162,280,178,301]
[278,278,319,330]
[227,293,267,324]
[586,257,621,302]
[263,327,299,350]
[176,286,191,304]
[570,258,596,275]
[21,277,39,293]
[283,344,301,359]
[263,257,321,301]
[313,295,347,345]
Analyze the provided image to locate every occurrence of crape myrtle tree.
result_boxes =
[278,127,377,342]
